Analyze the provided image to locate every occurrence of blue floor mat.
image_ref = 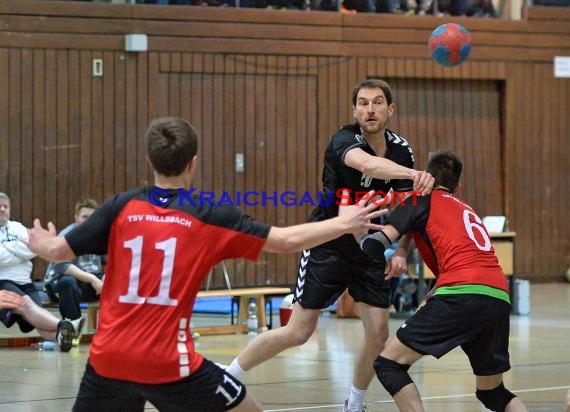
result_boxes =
[193,296,235,314]
[192,296,336,314]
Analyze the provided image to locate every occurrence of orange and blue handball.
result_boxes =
[428,23,472,67]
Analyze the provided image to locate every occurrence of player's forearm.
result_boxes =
[263,218,350,254]
[360,157,416,180]
[32,237,75,262]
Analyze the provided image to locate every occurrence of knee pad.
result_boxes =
[475,383,516,412]
[373,356,413,396]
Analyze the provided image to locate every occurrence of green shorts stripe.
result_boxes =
[435,284,510,303]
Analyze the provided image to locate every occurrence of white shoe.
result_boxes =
[69,317,86,339]
[343,400,367,412]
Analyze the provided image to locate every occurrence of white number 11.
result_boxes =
[119,236,178,306]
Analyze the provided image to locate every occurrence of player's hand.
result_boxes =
[337,190,389,237]
[412,170,434,195]
[0,290,25,310]
[25,219,57,255]
[384,248,408,280]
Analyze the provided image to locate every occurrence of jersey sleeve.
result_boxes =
[330,126,366,164]
[387,194,430,236]
[207,205,271,262]
[66,190,137,256]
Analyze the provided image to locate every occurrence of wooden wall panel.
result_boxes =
[20,49,33,227]
[0,49,8,194]
[79,51,92,199]
[503,60,570,280]
[44,50,57,232]
[8,49,21,216]
[0,3,567,284]
[31,50,46,232]
[157,69,318,287]
[386,78,503,217]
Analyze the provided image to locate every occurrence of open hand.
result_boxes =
[337,190,389,237]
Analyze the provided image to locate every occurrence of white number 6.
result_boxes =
[463,210,492,251]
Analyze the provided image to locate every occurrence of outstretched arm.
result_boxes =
[263,191,387,254]
[345,148,434,195]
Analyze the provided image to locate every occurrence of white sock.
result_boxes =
[347,385,367,410]
[225,358,246,380]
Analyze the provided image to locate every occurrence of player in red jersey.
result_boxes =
[26,117,386,412]
[356,150,529,412]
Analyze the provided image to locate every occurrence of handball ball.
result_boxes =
[428,23,472,67]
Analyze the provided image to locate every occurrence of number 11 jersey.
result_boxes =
[65,187,270,383]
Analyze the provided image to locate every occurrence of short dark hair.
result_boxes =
[145,117,198,177]
[426,150,463,192]
[352,79,394,106]
[74,198,98,214]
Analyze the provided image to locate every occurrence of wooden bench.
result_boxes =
[193,287,292,335]
[45,287,292,338]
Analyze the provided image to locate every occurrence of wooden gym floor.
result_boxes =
[0,283,568,411]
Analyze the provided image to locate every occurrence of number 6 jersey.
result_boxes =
[65,187,270,383]
[388,189,510,301]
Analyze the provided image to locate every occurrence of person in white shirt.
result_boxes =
[0,192,80,352]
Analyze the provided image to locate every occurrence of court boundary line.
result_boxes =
[264,385,570,411]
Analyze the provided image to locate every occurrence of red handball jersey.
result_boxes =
[65,188,270,384]
[389,190,509,294]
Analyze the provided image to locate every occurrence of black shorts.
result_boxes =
[73,360,247,412]
[0,280,42,333]
[293,243,390,309]
[396,294,511,376]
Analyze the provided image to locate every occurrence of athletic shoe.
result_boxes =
[70,317,86,339]
[56,320,75,352]
[343,400,367,412]
[71,338,81,347]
